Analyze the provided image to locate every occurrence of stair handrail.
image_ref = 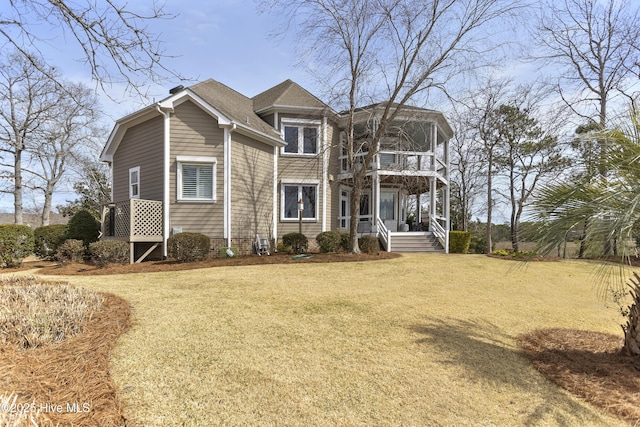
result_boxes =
[376,218,391,252]
[430,215,446,249]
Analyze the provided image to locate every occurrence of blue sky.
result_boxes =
[0,0,315,212]
[98,0,314,118]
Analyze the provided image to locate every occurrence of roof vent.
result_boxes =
[169,85,185,95]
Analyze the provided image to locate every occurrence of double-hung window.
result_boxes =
[282,119,320,155]
[176,156,216,202]
[129,166,140,199]
[281,180,318,221]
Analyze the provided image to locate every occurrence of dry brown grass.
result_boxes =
[0,276,131,426]
[0,276,103,348]
[37,253,634,426]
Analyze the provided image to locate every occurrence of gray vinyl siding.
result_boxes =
[325,124,341,231]
[112,115,164,202]
[230,134,274,239]
[169,100,225,238]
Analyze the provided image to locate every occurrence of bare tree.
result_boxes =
[0,52,59,224]
[26,83,104,225]
[264,0,524,252]
[0,0,179,96]
[536,0,640,155]
[449,106,486,232]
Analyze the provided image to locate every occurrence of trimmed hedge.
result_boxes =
[316,231,341,253]
[0,224,34,268]
[449,231,472,254]
[65,210,99,247]
[358,235,380,255]
[340,233,351,252]
[89,240,130,267]
[56,239,85,264]
[282,232,308,254]
[167,232,210,262]
[34,224,67,260]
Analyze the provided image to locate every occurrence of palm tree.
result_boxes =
[531,111,640,356]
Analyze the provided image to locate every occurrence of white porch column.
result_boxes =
[430,177,436,223]
[373,171,380,232]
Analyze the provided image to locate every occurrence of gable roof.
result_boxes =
[253,79,333,114]
[189,79,281,139]
[101,79,285,162]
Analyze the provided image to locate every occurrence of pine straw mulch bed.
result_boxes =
[518,328,640,425]
[28,251,401,276]
[0,291,131,426]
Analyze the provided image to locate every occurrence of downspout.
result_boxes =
[273,112,280,245]
[224,123,236,248]
[156,104,173,258]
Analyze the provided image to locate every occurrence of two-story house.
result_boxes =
[99,78,452,262]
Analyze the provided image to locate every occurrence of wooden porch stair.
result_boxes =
[386,232,444,253]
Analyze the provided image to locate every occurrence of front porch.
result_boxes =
[101,198,163,263]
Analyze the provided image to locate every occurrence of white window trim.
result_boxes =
[280,179,320,222]
[280,118,321,156]
[176,155,217,202]
[129,166,140,199]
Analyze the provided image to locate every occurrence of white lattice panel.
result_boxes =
[132,199,163,237]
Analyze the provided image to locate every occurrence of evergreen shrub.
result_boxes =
[167,232,210,262]
[282,233,308,254]
[34,224,67,260]
[56,239,85,264]
[0,224,34,268]
[316,231,341,253]
[89,240,130,267]
[449,231,472,254]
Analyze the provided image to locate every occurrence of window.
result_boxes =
[282,120,319,155]
[176,156,216,202]
[281,182,318,220]
[129,167,140,199]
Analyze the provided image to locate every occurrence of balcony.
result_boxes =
[339,150,447,178]
[101,199,163,243]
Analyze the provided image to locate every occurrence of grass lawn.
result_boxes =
[43,254,632,426]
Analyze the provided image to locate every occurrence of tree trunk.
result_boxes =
[486,154,493,254]
[622,272,640,357]
[14,148,23,225]
[41,182,55,226]
[348,175,363,254]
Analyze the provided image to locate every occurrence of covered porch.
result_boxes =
[337,170,449,253]
[100,198,164,263]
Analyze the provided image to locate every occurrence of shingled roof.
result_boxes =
[252,79,331,113]
[189,79,281,139]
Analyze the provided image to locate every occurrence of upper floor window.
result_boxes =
[281,119,320,155]
[176,156,217,202]
[129,166,140,199]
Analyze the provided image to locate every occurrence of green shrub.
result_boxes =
[89,240,130,267]
[449,231,472,254]
[65,210,99,247]
[56,239,85,264]
[0,224,34,268]
[276,241,291,254]
[282,233,308,254]
[340,233,351,252]
[358,235,380,254]
[492,249,510,257]
[316,231,341,253]
[34,224,67,260]
[167,232,210,262]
